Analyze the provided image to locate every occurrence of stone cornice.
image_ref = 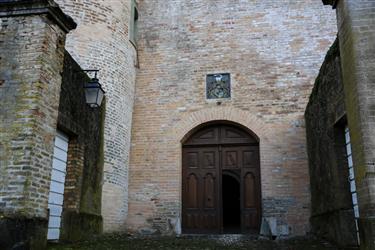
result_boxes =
[0,0,76,32]
[322,0,339,9]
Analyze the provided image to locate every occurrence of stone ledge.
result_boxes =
[0,0,76,32]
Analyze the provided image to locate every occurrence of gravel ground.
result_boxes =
[48,234,347,250]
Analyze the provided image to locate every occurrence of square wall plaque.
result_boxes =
[206,73,231,99]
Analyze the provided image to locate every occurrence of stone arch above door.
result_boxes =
[163,107,283,234]
[171,107,274,145]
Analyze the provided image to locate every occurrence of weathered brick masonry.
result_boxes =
[128,0,337,236]
[3,0,375,246]
[0,1,76,248]
[54,0,138,232]
[323,0,375,249]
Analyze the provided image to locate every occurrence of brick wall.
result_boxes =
[329,0,375,248]
[0,9,66,220]
[0,1,75,249]
[128,0,337,236]
[54,0,138,232]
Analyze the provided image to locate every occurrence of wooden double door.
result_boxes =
[182,124,261,234]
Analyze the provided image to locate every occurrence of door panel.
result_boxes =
[220,125,258,144]
[242,167,261,232]
[242,170,261,232]
[186,173,199,208]
[244,172,256,208]
[223,150,239,168]
[203,151,217,169]
[222,146,261,233]
[182,147,220,233]
[203,173,216,208]
[243,150,257,168]
[187,152,199,169]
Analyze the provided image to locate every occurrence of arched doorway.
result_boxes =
[182,122,261,234]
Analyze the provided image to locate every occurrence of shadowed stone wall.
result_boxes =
[305,39,358,248]
[58,52,105,242]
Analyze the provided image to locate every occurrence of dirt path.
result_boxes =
[48,234,344,250]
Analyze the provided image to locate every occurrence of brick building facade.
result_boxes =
[128,0,336,236]
[0,0,374,249]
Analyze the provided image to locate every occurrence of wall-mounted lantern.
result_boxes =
[83,70,105,108]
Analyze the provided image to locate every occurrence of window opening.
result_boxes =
[130,0,139,46]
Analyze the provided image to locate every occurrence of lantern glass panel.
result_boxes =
[97,88,105,107]
[85,86,99,107]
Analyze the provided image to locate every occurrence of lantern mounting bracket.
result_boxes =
[82,69,99,78]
